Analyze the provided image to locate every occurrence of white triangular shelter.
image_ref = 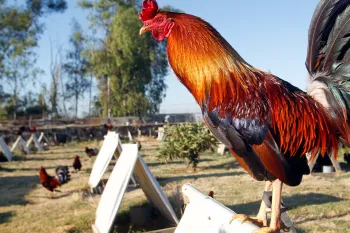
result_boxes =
[89,132,136,190]
[307,152,341,172]
[175,184,259,233]
[92,144,178,233]
[134,155,178,223]
[0,137,13,161]
[128,130,133,141]
[89,132,121,187]
[38,132,50,145]
[11,136,31,154]
[26,133,43,151]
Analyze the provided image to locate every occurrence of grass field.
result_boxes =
[0,139,349,233]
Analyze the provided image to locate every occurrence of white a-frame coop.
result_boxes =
[89,131,178,233]
[11,136,31,154]
[26,133,43,151]
[0,137,13,161]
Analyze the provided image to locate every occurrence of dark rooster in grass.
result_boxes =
[73,155,82,172]
[139,0,350,232]
[137,140,142,151]
[39,166,70,198]
[85,146,98,159]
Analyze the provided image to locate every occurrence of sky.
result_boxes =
[34,0,320,115]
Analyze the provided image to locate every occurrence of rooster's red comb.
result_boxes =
[138,0,158,22]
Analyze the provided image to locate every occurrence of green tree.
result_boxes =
[79,0,169,117]
[49,38,64,118]
[0,85,10,119]
[2,54,42,119]
[38,84,49,119]
[0,0,67,118]
[0,0,67,79]
[63,20,90,118]
[158,123,219,170]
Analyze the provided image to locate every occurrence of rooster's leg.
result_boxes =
[256,181,272,226]
[253,179,289,233]
[230,181,272,228]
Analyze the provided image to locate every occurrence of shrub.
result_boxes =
[157,123,218,170]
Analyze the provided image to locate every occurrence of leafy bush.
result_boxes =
[158,123,218,170]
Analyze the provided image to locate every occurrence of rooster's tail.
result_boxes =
[306,0,350,146]
[55,166,70,184]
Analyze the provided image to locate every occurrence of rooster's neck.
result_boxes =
[166,14,263,110]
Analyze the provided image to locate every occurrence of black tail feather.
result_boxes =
[55,166,70,184]
[306,0,350,73]
[306,0,350,145]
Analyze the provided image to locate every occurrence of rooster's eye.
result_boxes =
[145,23,150,26]
[157,18,162,22]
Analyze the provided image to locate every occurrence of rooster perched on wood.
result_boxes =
[39,166,70,198]
[139,0,350,232]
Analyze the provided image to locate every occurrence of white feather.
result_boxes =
[307,80,330,109]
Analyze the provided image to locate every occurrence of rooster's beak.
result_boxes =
[139,26,149,35]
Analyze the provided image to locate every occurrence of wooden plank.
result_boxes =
[175,184,259,233]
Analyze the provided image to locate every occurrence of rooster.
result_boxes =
[103,124,113,131]
[85,146,97,159]
[15,126,28,136]
[73,155,82,172]
[345,153,350,164]
[139,0,350,232]
[137,140,142,151]
[39,166,70,198]
[29,126,37,133]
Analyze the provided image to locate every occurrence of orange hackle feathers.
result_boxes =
[266,82,339,160]
[166,13,260,108]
